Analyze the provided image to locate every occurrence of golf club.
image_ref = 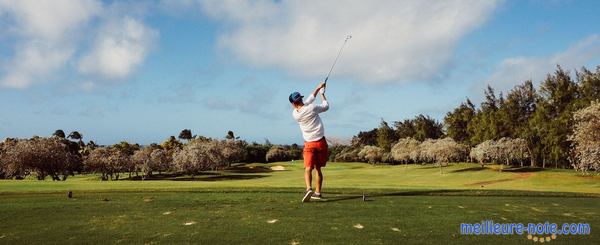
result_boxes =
[322,35,352,92]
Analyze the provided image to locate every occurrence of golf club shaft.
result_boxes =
[324,35,352,89]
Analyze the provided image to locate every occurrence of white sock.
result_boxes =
[314,192,321,196]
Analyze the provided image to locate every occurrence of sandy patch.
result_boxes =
[353,224,364,229]
[183,221,197,226]
[270,165,286,171]
[143,197,153,203]
[267,219,279,224]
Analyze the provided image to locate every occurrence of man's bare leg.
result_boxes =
[304,167,313,190]
[315,167,323,194]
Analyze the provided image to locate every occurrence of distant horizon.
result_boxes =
[2,0,600,145]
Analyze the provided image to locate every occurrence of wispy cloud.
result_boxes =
[486,34,600,92]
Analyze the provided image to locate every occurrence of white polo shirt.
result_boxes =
[292,94,329,142]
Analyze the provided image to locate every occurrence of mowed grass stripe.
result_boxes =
[1,162,599,194]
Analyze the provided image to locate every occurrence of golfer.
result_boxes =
[289,82,329,202]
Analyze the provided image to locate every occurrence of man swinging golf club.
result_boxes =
[290,82,329,202]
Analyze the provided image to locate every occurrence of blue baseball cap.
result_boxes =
[289,92,304,103]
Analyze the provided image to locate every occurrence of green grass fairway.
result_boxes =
[1,162,599,244]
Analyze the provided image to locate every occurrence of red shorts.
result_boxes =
[303,137,328,168]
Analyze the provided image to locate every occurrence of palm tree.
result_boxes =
[53,129,66,138]
[226,130,239,140]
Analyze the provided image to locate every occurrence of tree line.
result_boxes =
[330,65,600,172]
[0,129,302,181]
[1,66,598,180]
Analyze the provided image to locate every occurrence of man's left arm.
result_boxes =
[315,91,329,113]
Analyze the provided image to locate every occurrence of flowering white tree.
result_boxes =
[172,139,226,177]
[150,149,171,174]
[570,101,600,174]
[391,137,420,164]
[0,137,81,180]
[508,138,529,167]
[471,140,496,168]
[84,147,130,180]
[358,145,383,164]
[265,145,291,162]
[418,139,437,163]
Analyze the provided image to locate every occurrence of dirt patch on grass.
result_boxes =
[466,173,532,186]
[270,166,286,171]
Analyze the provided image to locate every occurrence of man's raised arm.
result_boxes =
[304,82,326,105]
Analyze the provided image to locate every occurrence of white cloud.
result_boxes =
[0,0,157,89]
[79,17,158,80]
[0,0,100,89]
[199,0,500,83]
[487,34,600,92]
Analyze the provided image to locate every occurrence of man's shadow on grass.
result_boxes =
[322,190,464,203]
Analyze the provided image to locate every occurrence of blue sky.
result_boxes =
[1,0,600,145]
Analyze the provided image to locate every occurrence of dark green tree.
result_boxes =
[376,119,397,151]
[444,98,475,144]
[178,129,193,142]
[393,119,416,139]
[351,129,378,146]
[413,114,443,141]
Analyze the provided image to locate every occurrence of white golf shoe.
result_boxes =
[302,189,314,203]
